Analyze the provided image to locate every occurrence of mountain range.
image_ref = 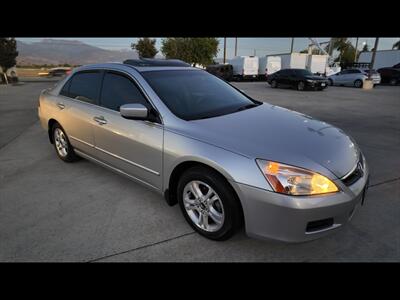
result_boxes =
[16,39,139,66]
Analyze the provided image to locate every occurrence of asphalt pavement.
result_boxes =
[0,81,399,262]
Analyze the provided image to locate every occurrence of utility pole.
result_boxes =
[253,49,256,56]
[290,37,294,53]
[369,38,379,79]
[354,37,359,62]
[223,37,226,64]
[328,37,333,56]
[234,37,238,57]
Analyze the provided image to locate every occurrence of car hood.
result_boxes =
[169,103,360,179]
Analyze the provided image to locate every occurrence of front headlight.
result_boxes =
[306,79,314,83]
[256,159,339,196]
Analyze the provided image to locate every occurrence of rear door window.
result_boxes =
[100,71,149,111]
[68,71,103,104]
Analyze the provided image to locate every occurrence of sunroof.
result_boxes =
[123,58,190,67]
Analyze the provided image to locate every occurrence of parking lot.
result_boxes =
[0,81,399,262]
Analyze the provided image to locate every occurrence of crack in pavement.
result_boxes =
[0,120,39,151]
[368,177,400,188]
[88,231,196,262]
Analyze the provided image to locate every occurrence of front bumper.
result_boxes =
[232,164,369,242]
[306,81,328,89]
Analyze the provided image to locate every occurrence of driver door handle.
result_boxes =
[57,102,65,109]
[93,116,107,125]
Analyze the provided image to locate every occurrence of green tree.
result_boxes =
[131,38,158,58]
[392,40,400,50]
[357,43,370,61]
[0,38,18,84]
[325,38,356,65]
[361,43,369,52]
[161,38,219,67]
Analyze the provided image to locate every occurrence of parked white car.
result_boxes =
[328,68,381,88]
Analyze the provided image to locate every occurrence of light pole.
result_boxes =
[369,38,379,79]
[223,37,226,64]
[290,37,294,53]
[234,37,237,57]
[354,37,359,62]
[328,38,333,56]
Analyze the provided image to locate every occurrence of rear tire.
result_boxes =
[177,166,243,241]
[354,79,363,88]
[52,123,80,163]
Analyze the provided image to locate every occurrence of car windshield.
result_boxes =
[142,70,259,121]
[295,69,314,76]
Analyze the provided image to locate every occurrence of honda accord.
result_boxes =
[38,59,369,242]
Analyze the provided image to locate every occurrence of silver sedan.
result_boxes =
[38,59,369,242]
[328,68,381,88]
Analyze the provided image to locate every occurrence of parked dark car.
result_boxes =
[206,64,233,81]
[377,67,400,85]
[267,68,329,91]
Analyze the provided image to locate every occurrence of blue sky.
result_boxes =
[17,37,400,58]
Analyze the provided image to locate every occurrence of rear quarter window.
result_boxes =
[59,78,71,97]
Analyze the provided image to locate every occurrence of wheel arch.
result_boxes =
[47,118,59,144]
[164,159,240,211]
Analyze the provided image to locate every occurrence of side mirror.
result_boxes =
[120,103,148,120]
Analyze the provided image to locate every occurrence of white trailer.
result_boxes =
[307,55,328,74]
[258,56,281,78]
[358,50,400,69]
[280,53,308,69]
[229,56,259,80]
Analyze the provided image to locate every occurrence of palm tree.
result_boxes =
[392,40,400,50]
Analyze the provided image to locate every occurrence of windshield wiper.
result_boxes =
[234,103,258,112]
[190,103,259,121]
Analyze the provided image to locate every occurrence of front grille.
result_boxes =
[306,218,334,233]
[341,155,364,186]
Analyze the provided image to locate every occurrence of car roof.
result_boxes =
[73,62,200,74]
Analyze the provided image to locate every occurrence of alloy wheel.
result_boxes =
[183,180,225,232]
[354,80,363,88]
[54,128,68,157]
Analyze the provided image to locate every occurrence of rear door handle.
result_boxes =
[57,102,65,109]
[93,116,107,125]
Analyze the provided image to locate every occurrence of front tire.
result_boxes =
[354,79,363,88]
[389,78,397,86]
[328,78,333,86]
[177,166,243,241]
[270,79,278,88]
[297,81,305,91]
[52,123,80,162]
